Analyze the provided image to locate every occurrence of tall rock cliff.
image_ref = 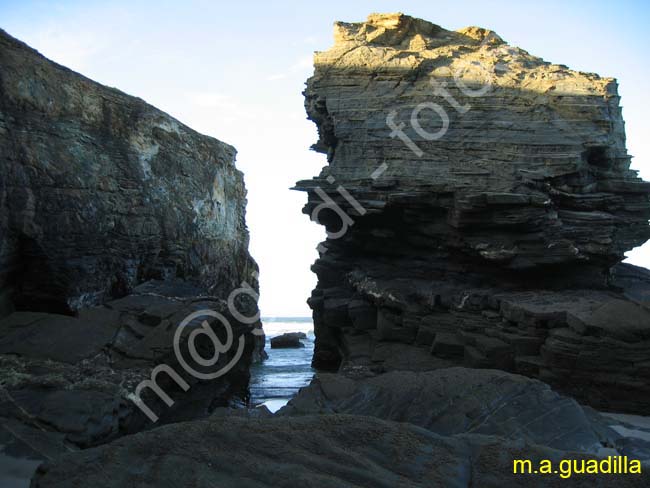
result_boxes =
[296,13,650,413]
[0,29,262,464]
[0,30,256,316]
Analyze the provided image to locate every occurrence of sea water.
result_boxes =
[248,317,315,413]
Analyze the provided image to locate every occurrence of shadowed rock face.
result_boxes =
[0,29,257,316]
[0,30,263,477]
[278,369,635,456]
[30,414,650,487]
[0,281,260,447]
[295,13,650,412]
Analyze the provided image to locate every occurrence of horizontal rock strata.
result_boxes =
[0,29,262,476]
[295,13,650,413]
[0,29,256,315]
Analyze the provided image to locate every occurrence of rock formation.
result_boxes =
[0,29,256,316]
[0,28,262,475]
[30,414,650,487]
[3,13,650,488]
[295,13,650,413]
[280,369,646,457]
[270,331,307,348]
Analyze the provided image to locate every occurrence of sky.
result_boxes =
[1,0,649,316]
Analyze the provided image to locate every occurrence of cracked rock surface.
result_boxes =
[279,368,644,457]
[31,414,649,487]
[0,29,256,315]
[0,29,262,483]
[295,13,650,413]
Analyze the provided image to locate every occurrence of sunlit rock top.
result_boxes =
[298,12,650,270]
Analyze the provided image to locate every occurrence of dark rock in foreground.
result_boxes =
[270,332,307,348]
[0,280,260,450]
[0,29,262,483]
[280,368,632,455]
[31,414,648,487]
[294,13,650,414]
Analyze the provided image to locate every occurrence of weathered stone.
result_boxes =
[0,29,262,484]
[295,13,650,413]
[31,414,649,488]
[0,29,258,315]
[347,299,377,330]
[0,309,119,364]
[270,332,306,349]
[0,417,75,488]
[431,332,464,358]
[0,282,260,447]
[279,368,624,454]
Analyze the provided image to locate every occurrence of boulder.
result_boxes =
[270,332,307,349]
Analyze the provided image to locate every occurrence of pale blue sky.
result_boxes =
[1,0,648,315]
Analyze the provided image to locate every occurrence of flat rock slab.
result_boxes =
[0,417,75,488]
[498,291,650,341]
[0,309,119,364]
[280,368,622,454]
[0,283,260,451]
[31,414,648,488]
[0,389,123,447]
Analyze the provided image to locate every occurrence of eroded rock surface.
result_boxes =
[279,368,631,456]
[0,280,260,464]
[0,29,256,315]
[0,30,262,481]
[31,414,649,488]
[295,13,650,413]
[270,332,307,348]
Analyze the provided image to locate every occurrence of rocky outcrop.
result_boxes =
[295,13,650,413]
[0,29,257,316]
[31,414,649,487]
[0,30,262,478]
[280,368,648,457]
[0,281,259,447]
[270,332,307,348]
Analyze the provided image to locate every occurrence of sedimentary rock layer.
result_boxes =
[0,280,259,449]
[280,369,648,458]
[0,29,257,315]
[0,30,263,473]
[31,414,649,487]
[295,13,650,412]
